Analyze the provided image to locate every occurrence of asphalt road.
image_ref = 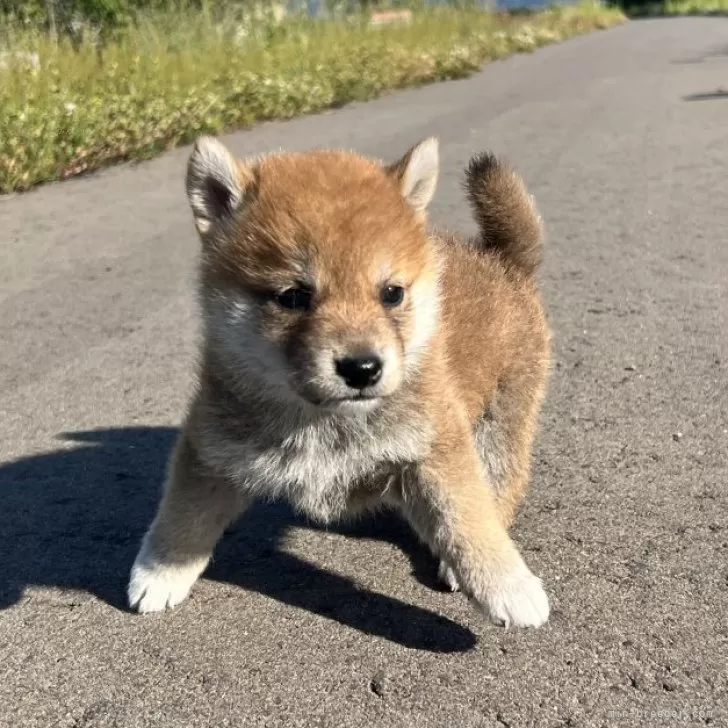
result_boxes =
[1,17,727,728]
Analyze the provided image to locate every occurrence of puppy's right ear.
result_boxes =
[186,136,250,236]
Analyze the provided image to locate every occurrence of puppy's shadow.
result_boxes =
[0,426,475,653]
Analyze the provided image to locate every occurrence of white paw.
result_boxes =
[483,562,550,628]
[438,559,461,592]
[128,558,201,614]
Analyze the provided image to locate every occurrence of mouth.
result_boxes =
[302,391,383,409]
[328,395,383,413]
[346,392,379,402]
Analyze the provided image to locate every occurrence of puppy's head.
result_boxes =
[187,135,441,413]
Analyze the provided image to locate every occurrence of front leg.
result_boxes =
[398,415,549,629]
[128,431,249,613]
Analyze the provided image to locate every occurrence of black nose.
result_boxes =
[335,355,383,390]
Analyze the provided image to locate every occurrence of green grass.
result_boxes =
[0,1,626,194]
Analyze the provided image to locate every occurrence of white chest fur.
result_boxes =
[197,411,429,524]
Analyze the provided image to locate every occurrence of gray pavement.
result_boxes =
[1,17,727,728]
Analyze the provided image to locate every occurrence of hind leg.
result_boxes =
[475,373,548,529]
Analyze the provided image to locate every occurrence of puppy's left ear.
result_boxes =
[385,137,439,217]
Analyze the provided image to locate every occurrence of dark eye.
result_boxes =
[380,285,405,308]
[274,288,313,311]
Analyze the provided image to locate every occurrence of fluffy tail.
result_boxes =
[464,152,543,277]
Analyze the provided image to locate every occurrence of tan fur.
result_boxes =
[128,135,552,628]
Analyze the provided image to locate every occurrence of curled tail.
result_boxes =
[464,152,543,277]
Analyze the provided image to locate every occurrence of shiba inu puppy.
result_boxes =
[128,134,552,628]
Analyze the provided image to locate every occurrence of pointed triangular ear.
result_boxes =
[385,137,439,216]
[185,136,249,236]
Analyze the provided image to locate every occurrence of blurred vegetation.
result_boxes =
[609,0,728,14]
[0,0,626,193]
[4,0,421,27]
[3,1,232,28]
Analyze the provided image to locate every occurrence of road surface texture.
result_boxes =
[1,17,726,728]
